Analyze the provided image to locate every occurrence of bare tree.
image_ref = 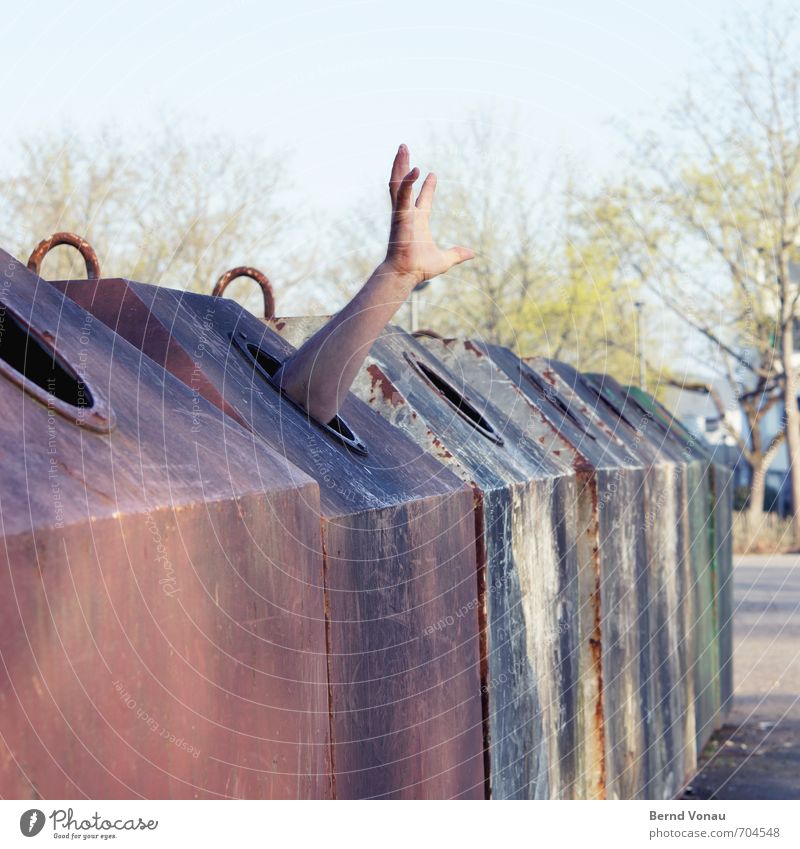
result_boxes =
[584,4,800,537]
[0,124,297,314]
[321,114,642,374]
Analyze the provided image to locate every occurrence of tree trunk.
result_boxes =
[781,328,800,547]
[747,457,768,525]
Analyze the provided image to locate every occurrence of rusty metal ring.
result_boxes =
[213,266,276,319]
[27,232,101,279]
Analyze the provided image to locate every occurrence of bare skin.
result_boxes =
[272,144,474,424]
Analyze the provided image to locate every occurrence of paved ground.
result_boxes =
[683,554,800,800]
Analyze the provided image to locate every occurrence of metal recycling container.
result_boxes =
[527,358,700,798]
[615,381,734,740]
[549,367,695,794]
[459,345,653,799]
[272,317,583,801]
[579,374,716,763]
[413,334,613,799]
[46,275,485,800]
[0,251,331,799]
[704,451,734,723]
[419,335,695,798]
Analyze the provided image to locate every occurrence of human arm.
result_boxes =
[273,144,474,423]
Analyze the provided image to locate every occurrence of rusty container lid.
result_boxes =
[578,372,696,466]
[620,381,719,463]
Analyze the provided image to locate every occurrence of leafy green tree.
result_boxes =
[597,4,800,537]
[323,115,643,375]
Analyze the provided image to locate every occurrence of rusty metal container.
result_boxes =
[550,367,696,794]
[578,375,715,763]
[530,358,709,798]
[448,346,654,800]
[411,335,608,800]
[44,276,485,800]
[0,251,331,799]
[709,462,734,721]
[271,318,583,801]
[419,336,696,798]
[617,382,734,739]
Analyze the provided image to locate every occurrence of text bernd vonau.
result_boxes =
[650,811,727,821]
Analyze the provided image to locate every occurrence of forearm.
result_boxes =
[273,261,416,423]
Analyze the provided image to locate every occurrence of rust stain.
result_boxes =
[586,472,599,513]
[366,363,403,406]
[581,470,606,798]
[589,628,607,798]
[430,435,454,459]
[463,340,485,358]
[571,452,594,474]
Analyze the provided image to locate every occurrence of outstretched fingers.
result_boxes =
[415,172,437,212]
[396,166,420,212]
[389,144,410,204]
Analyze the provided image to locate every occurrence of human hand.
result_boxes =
[383,144,474,287]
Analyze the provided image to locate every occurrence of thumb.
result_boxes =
[443,246,475,268]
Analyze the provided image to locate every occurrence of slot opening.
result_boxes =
[404,351,504,445]
[0,301,113,432]
[0,307,92,407]
[581,376,642,433]
[235,336,368,456]
[524,369,597,440]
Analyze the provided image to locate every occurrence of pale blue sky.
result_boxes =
[2,0,750,376]
[4,0,738,211]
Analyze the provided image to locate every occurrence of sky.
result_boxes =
[0,0,750,373]
[3,0,739,209]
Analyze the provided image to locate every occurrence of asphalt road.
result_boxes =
[683,554,800,800]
